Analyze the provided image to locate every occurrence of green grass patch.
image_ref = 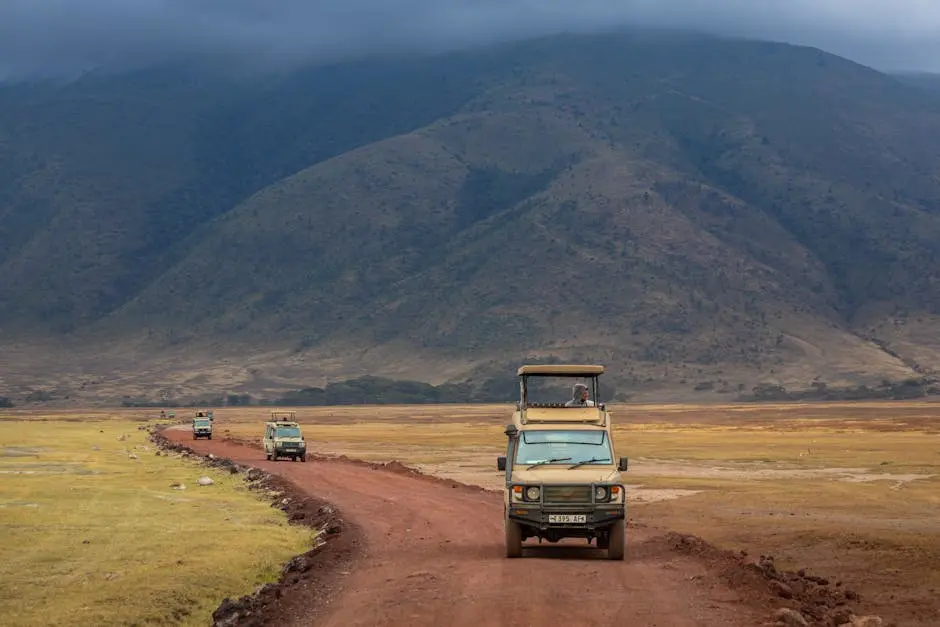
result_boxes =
[0,418,311,627]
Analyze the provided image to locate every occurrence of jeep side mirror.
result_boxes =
[497,456,506,471]
[618,457,629,471]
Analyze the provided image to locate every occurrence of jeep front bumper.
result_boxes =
[508,505,624,531]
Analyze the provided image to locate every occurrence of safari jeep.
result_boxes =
[262,411,307,462]
[497,364,628,560]
[192,416,212,440]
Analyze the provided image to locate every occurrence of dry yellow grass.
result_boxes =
[0,415,311,627]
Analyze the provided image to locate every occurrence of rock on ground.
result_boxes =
[773,608,809,627]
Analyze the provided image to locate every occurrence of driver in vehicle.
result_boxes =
[565,382,595,407]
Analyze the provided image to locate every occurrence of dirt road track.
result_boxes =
[162,428,821,627]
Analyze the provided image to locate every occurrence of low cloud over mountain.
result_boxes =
[3,0,940,78]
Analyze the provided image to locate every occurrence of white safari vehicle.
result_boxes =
[497,364,628,559]
[262,411,307,462]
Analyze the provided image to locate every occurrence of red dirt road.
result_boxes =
[165,427,776,627]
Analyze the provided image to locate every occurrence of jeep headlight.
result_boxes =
[595,486,609,501]
[511,485,540,502]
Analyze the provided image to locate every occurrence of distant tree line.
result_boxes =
[738,377,939,402]
[273,375,512,405]
[268,372,620,406]
[121,393,252,408]
[63,373,940,408]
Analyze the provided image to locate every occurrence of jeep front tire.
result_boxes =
[607,520,625,560]
[505,520,522,558]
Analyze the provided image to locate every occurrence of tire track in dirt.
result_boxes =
[161,427,867,627]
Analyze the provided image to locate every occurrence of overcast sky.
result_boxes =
[2,0,940,79]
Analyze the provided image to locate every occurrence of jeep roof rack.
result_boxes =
[516,364,606,419]
[517,364,604,377]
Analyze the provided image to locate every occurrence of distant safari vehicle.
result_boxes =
[262,411,307,462]
[497,364,628,560]
[192,416,212,440]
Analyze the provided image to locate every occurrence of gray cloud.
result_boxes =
[2,0,940,79]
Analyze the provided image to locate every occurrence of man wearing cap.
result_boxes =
[565,382,595,407]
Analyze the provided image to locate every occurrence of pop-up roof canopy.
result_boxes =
[517,364,604,377]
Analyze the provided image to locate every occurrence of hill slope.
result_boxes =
[3,31,940,403]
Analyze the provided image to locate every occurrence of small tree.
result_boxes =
[226,394,252,406]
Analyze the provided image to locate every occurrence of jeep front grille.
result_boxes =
[542,485,592,503]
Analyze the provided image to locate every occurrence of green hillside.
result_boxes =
[2,31,940,404]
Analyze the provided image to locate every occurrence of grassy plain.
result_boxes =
[211,401,940,624]
[0,412,312,627]
[4,401,940,625]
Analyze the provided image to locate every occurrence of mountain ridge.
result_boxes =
[2,31,940,404]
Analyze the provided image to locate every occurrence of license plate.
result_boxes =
[548,514,586,523]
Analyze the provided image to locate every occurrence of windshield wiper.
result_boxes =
[568,457,611,469]
[526,457,573,469]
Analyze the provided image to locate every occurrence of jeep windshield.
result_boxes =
[515,430,612,466]
[194,420,210,427]
[275,427,301,438]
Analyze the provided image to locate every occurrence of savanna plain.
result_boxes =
[2,401,939,626]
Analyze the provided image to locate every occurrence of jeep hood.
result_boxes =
[509,466,621,484]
